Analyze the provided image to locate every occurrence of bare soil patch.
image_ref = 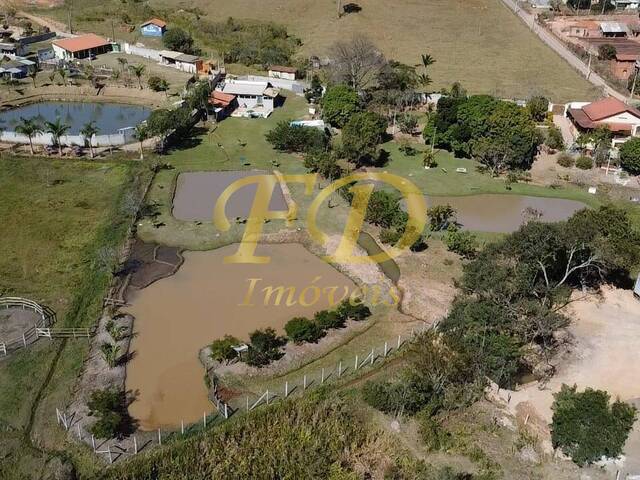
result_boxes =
[0,307,41,341]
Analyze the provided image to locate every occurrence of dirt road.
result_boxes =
[500,0,626,101]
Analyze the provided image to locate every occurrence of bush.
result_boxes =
[341,111,388,166]
[575,155,593,170]
[551,384,637,465]
[598,43,617,60]
[147,75,168,92]
[284,317,324,344]
[209,335,240,363]
[246,327,286,366]
[527,96,549,122]
[266,121,328,152]
[619,136,640,175]
[398,139,418,156]
[545,125,564,151]
[87,389,133,439]
[398,113,418,134]
[557,152,575,168]
[380,228,402,245]
[365,190,408,229]
[427,204,456,231]
[314,309,345,330]
[336,300,371,321]
[163,27,200,55]
[444,227,478,259]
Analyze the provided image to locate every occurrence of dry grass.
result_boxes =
[157,0,599,101]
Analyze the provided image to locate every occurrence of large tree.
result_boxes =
[163,27,200,55]
[321,84,361,128]
[340,111,387,166]
[328,35,386,91]
[15,117,42,155]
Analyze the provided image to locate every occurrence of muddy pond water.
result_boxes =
[125,243,356,430]
[425,194,586,232]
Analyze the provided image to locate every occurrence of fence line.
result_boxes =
[55,325,430,463]
[0,297,56,355]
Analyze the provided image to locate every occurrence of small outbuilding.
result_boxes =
[52,34,111,60]
[140,18,167,37]
[600,22,629,38]
[208,91,237,121]
[159,50,202,74]
[216,79,280,118]
[567,97,640,145]
[268,65,297,80]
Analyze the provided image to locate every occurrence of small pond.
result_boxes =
[125,243,356,430]
[172,171,288,221]
[425,194,587,233]
[0,102,151,135]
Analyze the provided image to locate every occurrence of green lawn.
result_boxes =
[0,156,148,478]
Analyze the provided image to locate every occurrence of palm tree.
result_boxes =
[80,121,99,158]
[100,342,120,368]
[57,68,67,86]
[133,124,149,160]
[45,118,70,157]
[418,53,436,90]
[129,64,146,89]
[421,54,435,69]
[15,117,42,155]
[28,68,37,88]
[117,57,128,73]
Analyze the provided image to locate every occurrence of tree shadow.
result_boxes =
[342,3,362,14]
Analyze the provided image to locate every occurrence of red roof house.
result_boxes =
[52,34,111,60]
[568,97,640,135]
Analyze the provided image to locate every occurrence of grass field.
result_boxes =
[34,0,599,102]
[0,156,149,478]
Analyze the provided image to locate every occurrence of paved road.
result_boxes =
[500,0,627,101]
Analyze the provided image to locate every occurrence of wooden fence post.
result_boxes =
[354,355,358,370]
[134,435,138,454]
[384,341,388,357]
[370,348,375,366]
[321,367,325,384]
[285,381,289,398]
[303,375,307,390]
[397,335,401,349]
[157,428,161,446]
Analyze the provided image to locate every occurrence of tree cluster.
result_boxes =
[266,121,329,153]
[423,94,541,172]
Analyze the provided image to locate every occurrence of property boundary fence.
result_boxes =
[0,297,56,355]
[55,324,430,463]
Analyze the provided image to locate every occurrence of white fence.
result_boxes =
[0,129,135,147]
[0,297,56,355]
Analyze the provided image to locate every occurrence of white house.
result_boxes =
[268,65,297,80]
[52,34,111,60]
[158,50,202,74]
[216,79,280,118]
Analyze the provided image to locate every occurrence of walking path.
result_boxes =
[500,0,627,102]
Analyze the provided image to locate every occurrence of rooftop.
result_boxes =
[219,80,271,96]
[600,21,629,34]
[209,91,236,107]
[142,18,167,28]
[269,65,297,73]
[52,34,109,53]
[583,97,640,121]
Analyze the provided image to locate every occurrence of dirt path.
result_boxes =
[18,10,69,35]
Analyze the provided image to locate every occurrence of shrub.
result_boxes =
[209,335,240,363]
[398,113,419,134]
[551,384,637,465]
[557,152,575,168]
[427,204,456,231]
[365,190,408,229]
[336,300,371,321]
[87,389,133,439]
[246,328,286,366]
[619,136,640,175]
[163,27,200,55]
[575,155,593,170]
[398,140,418,156]
[545,125,564,151]
[314,310,345,330]
[266,121,328,152]
[527,96,549,122]
[444,227,478,259]
[284,317,324,344]
[147,75,169,92]
[341,111,388,166]
[380,228,402,245]
[598,43,617,60]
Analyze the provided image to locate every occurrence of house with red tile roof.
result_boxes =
[567,96,640,145]
[52,34,111,60]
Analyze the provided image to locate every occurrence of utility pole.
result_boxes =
[67,0,73,34]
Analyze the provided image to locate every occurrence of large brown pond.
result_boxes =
[426,194,586,232]
[125,243,356,430]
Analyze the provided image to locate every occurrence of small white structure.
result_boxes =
[268,65,297,80]
[216,79,280,118]
[290,119,326,130]
[158,50,201,74]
